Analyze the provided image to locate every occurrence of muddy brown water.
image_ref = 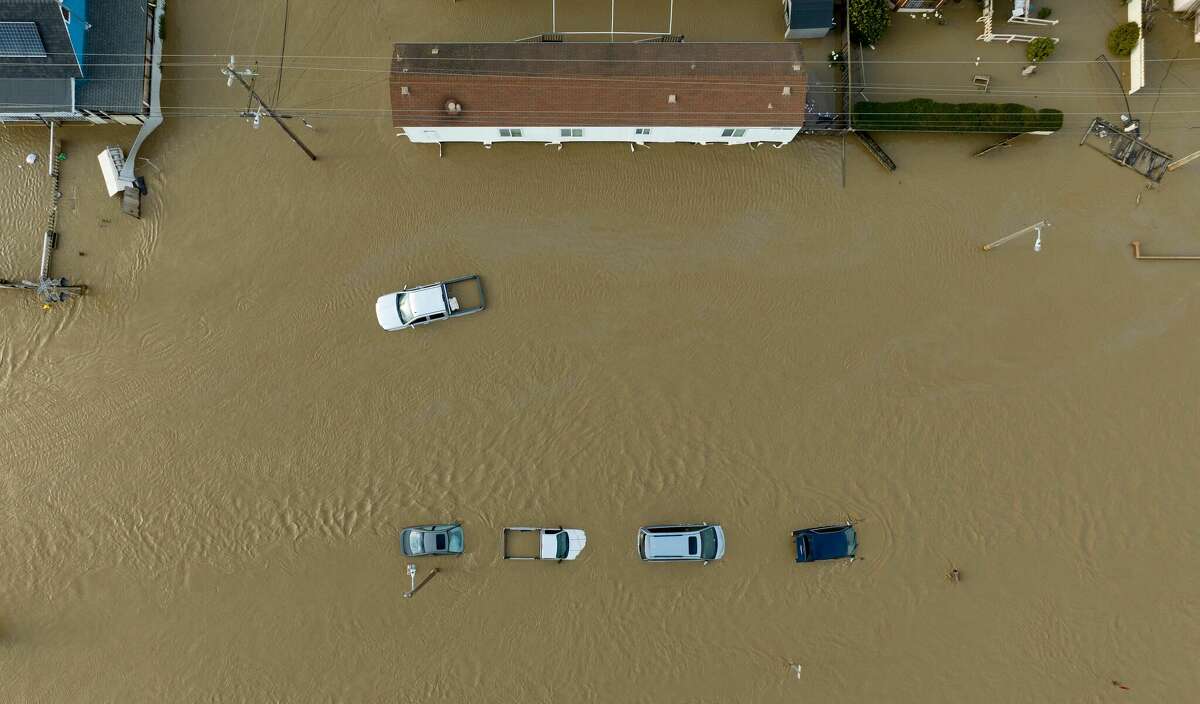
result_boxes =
[3,2,1200,702]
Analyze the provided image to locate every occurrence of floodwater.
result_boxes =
[3,2,1200,702]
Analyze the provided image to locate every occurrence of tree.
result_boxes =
[1026,37,1056,63]
[1107,22,1141,58]
[849,0,891,45]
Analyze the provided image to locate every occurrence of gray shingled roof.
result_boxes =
[77,0,149,113]
[0,75,71,112]
[0,0,79,114]
[0,0,82,78]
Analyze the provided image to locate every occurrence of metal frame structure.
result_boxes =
[516,0,675,41]
[976,0,1059,43]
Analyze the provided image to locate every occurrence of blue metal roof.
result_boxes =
[788,0,835,30]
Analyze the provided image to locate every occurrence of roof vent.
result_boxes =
[767,103,774,110]
[431,47,439,55]
[782,86,791,96]
[445,99,463,115]
[401,85,410,96]
[667,94,677,104]
[792,63,802,72]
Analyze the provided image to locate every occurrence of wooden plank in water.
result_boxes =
[853,131,896,172]
[974,134,1020,158]
[122,186,141,219]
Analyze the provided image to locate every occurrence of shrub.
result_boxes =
[853,99,1065,133]
[1107,21,1141,57]
[1026,37,1057,63]
[849,0,891,45]
[1037,7,1052,19]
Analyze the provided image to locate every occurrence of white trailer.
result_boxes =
[502,527,587,561]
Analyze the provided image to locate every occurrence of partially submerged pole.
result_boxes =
[1130,241,1200,260]
[403,567,439,598]
[224,58,318,161]
[982,221,1048,251]
[39,231,55,281]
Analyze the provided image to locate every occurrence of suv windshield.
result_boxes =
[396,295,414,324]
[699,527,719,560]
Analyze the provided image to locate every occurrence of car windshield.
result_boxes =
[556,532,569,558]
[406,531,424,554]
[396,295,414,324]
[699,527,719,560]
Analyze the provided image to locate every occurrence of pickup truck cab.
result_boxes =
[375,274,485,331]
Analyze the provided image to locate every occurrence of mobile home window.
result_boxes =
[721,128,747,138]
[560,128,583,137]
[499,128,523,137]
[635,128,651,135]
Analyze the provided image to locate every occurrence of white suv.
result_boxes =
[637,523,725,563]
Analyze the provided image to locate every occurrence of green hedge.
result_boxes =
[852,99,1064,133]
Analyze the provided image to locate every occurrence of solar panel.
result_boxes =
[0,22,48,58]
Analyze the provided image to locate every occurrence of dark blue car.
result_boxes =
[793,523,857,563]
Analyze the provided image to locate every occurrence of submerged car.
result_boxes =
[637,523,725,563]
[375,274,485,331]
[400,523,464,557]
[792,523,857,563]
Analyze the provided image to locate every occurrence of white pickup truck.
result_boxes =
[502,527,588,562]
[375,274,485,331]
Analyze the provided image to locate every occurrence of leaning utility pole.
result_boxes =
[223,56,317,161]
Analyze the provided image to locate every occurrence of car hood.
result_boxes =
[375,293,404,330]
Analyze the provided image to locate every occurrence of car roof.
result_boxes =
[644,533,697,558]
[796,525,855,560]
[405,286,446,316]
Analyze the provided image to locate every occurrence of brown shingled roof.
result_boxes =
[391,42,808,128]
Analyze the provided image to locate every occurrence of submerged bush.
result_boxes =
[1107,22,1141,57]
[849,0,891,45]
[1026,37,1057,63]
[853,99,1065,133]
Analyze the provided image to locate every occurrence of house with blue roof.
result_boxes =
[0,0,161,124]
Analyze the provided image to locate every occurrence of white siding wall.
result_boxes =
[399,126,802,145]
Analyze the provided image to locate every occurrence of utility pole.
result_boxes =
[982,221,1048,252]
[223,56,317,161]
[403,566,440,599]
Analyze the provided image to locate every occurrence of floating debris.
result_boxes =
[1080,118,1172,182]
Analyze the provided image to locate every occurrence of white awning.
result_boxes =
[1128,1,1145,94]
